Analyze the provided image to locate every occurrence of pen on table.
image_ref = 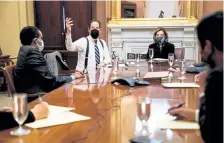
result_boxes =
[166,103,185,114]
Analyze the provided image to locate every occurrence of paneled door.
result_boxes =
[35,1,95,50]
[34,1,96,69]
[35,1,64,50]
[64,1,93,41]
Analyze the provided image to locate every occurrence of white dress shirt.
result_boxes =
[66,34,111,72]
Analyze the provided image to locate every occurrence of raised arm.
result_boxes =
[65,17,84,52]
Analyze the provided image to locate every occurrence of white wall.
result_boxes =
[145,1,178,18]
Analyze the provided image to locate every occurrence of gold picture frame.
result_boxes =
[107,0,200,25]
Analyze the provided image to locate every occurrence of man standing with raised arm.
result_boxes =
[65,18,111,74]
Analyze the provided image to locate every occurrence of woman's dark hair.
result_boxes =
[20,26,40,45]
[153,27,169,43]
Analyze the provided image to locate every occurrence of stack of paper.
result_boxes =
[162,83,200,88]
[143,71,169,79]
[148,115,199,129]
[25,105,90,128]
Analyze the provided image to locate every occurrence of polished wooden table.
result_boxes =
[0,62,203,143]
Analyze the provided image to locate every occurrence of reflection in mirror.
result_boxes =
[121,0,188,18]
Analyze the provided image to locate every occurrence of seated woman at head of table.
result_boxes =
[146,27,175,60]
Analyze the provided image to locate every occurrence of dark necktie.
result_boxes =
[94,40,100,67]
[95,68,101,83]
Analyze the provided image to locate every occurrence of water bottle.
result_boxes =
[112,56,119,72]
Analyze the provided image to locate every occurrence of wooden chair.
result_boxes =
[2,65,45,101]
[175,48,185,59]
[0,45,16,65]
[1,65,16,97]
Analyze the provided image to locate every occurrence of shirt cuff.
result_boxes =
[199,92,205,98]
[195,109,199,122]
[66,34,72,42]
[70,75,75,80]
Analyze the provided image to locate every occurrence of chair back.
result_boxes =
[175,48,185,59]
[0,45,3,55]
[1,65,16,97]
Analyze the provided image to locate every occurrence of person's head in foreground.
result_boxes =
[197,11,223,69]
[168,11,223,126]
[20,26,44,52]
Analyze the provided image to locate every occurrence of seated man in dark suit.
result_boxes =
[14,26,79,94]
[0,101,49,131]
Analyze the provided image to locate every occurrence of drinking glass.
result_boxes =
[10,93,31,136]
[111,56,119,80]
[112,56,119,72]
[168,53,174,68]
[178,60,186,81]
[137,96,151,136]
[148,49,154,63]
[135,53,140,67]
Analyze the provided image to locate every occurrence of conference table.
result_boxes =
[0,61,203,143]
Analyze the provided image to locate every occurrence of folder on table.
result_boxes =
[143,71,169,79]
[162,83,200,88]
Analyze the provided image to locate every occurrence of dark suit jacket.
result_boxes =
[0,110,35,131]
[199,68,223,143]
[14,46,73,94]
[146,42,175,59]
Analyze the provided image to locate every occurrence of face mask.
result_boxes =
[202,46,216,69]
[90,29,99,39]
[35,39,44,52]
[156,36,165,43]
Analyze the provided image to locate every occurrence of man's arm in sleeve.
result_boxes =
[102,40,111,64]
[26,49,73,91]
[0,111,35,131]
[65,34,85,52]
[199,69,223,143]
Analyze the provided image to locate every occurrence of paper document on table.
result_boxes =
[143,71,169,79]
[149,115,199,129]
[162,83,200,88]
[25,111,90,128]
[25,105,90,128]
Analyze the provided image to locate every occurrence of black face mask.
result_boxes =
[90,29,99,39]
[202,46,216,69]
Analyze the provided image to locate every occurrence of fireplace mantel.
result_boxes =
[107,23,199,62]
